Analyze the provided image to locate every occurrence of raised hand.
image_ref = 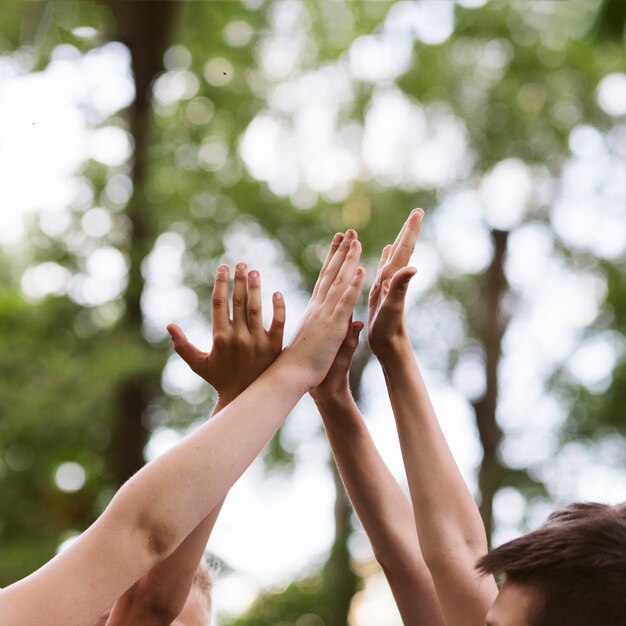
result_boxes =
[310,320,364,401]
[167,263,285,405]
[368,208,498,625]
[281,229,365,391]
[368,208,424,356]
[309,231,364,400]
[0,239,360,626]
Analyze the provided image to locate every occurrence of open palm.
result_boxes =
[368,209,424,356]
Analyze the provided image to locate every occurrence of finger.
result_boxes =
[268,291,286,345]
[334,266,366,319]
[325,238,362,308]
[377,244,393,273]
[232,262,248,329]
[370,244,393,308]
[212,264,230,332]
[312,233,344,299]
[368,281,381,310]
[388,208,420,257]
[341,321,364,358]
[316,229,357,301]
[247,270,264,333]
[382,278,391,300]
[382,266,417,311]
[166,324,206,374]
[332,321,363,371]
[388,208,424,271]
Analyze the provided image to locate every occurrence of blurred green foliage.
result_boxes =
[0,1,625,623]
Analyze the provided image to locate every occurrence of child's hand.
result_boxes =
[167,263,285,405]
[280,230,365,391]
[368,209,424,357]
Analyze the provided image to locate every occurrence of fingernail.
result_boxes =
[236,262,247,271]
[249,270,259,279]
[217,264,228,272]
[412,208,424,220]
[334,232,344,242]
[274,292,282,300]
[345,229,355,241]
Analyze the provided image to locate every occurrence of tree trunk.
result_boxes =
[103,0,183,485]
[472,229,509,544]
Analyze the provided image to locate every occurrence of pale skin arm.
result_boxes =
[0,231,365,626]
[369,210,498,626]
[105,263,285,626]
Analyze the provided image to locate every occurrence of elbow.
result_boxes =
[141,517,179,561]
[112,500,179,567]
[98,497,179,575]
[142,597,185,624]
[420,537,488,578]
[373,544,423,583]
[106,485,180,563]
[374,547,402,580]
[127,582,186,625]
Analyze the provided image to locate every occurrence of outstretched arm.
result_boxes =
[105,263,285,626]
[311,321,445,625]
[369,210,498,626]
[310,233,444,624]
[0,232,365,626]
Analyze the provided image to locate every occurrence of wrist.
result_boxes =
[315,394,365,436]
[212,395,233,415]
[372,332,413,365]
[311,386,353,407]
[266,346,322,395]
[271,350,313,397]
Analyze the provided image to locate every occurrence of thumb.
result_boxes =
[166,324,206,373]
[337,320,364,360]
[352,320,365,339]
[384,267,417,308]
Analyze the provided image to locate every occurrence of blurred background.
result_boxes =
[0,0,625,623]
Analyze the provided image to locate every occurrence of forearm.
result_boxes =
[108,396,234,625]
[378,339,497,623]
[315,392,445,626]
[106,358,306,577]
[106,505,223,625]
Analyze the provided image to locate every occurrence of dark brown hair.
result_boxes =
[477,502,626,625]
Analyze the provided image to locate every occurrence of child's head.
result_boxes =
[479,502,626,625]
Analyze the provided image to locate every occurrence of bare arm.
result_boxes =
[369,210,498,626]
[312,326,445,625]
[0,232,365,626]
[105,505,224,626]
[106,263,285,626]
[320,395,445,626]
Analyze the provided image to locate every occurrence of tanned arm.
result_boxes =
[369,210,498,626]
[312,327,445,625]
[310,233,444,625]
